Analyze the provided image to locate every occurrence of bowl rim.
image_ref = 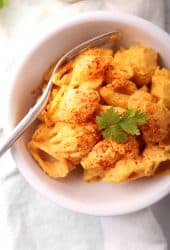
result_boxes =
[7,10,170,216]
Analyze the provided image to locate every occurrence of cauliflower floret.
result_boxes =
[29,122,100,167]
[27,145,74,178]
[81,140,119,170]
[128,87,154,110]
[81,137,139,171]
[83,167,106,182]
[52,60,74,87]
[57,88,100,123]
[81,47,113,57]
[52,48,113,89]
[70,48,113,88]
[38,86,66,126]
[113,44,158,85]
[104,145,170,182]
[151,67,170,109]
[141,101,170,144]
[104,159,142,183]
[104,62,134,83]
[128,89,170,144]
[99,78,137,108]
[39,88,100,125]
[96,105,126,115]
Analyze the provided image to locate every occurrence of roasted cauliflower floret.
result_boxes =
[104,158,143,183]
[81,137,139,170]
[104,145,170,182]
[141,101,170,144]
[128,87,154,110]
[83,167,106,182]
[52,61,74,87]
[52,48,114,89]
[99,78,137,108]
[39,87,100,125]
[81,140,119,170]
[97,105,126,115]
[29,122,100,166]
[57,88,100,123]
[70,48,113,89]
[104,63,134,83]
[27,145,74,178]
[81,47,113,57]
[38,86,67,126]
[113,44,158,85]
[151,67,170,109]
[128,89,170,144]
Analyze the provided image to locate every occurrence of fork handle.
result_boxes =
[0,82,52,157]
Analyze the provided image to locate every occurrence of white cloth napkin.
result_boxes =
[0,1,168,250]
[101,209,167,250]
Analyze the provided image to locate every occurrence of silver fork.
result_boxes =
[0,31,118,156]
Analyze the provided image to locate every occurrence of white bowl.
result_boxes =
[8,11,170,216]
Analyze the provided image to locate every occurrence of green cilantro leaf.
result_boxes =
[119,117,140,135]
[120,109,149,124]
[112,125,128,143]
[119,109,149,135]
[134,110,149,125]
[121,109,136,118]
[96,107,149,143]
[102,125,128,143]
[96,107,120,130]
[102,127,113,139]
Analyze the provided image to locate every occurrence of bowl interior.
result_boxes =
[9,13,170,215]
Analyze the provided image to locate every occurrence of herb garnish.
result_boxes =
[96,108,149,143]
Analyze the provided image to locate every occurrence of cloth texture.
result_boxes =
[0,0,169,250]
